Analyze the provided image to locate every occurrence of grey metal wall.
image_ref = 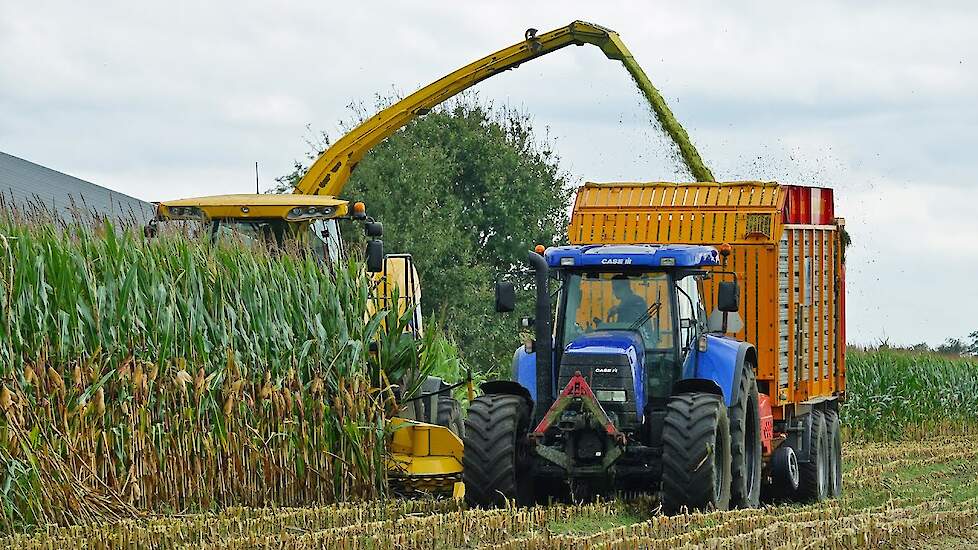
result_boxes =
[0,151,154,223]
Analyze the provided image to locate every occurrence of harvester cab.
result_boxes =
[467,243,770,511]
[150,194,385,270]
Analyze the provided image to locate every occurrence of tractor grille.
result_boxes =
[559,352,638,428]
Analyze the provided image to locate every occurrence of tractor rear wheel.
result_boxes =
[729,361,762,508]
[436,394,464,438]
[463,393,532,507]
[825,409,843,498]
[797,410,829,502]
[661,392,732,514]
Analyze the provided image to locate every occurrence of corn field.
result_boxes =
[4,435,976,548]
[0,205,455,531]
[845,349,978,440]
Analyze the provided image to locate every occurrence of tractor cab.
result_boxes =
[507,245,729,433]
[549,246,715,432]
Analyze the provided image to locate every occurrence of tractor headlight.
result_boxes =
[595,390,627,402]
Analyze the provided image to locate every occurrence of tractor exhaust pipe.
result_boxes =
[528,251,553,421]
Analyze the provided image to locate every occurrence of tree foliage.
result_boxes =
[278,98,574,371]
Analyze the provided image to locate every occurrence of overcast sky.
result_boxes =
[2,1,976,346]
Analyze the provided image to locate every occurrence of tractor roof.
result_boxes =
[544,244,719,269]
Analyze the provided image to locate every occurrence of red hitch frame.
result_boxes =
[532,371,626,444]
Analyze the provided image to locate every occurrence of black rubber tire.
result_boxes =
[797,410,829,502]
[436,395,464,438]
[825,409,843,498]
[660,392,732,514]
[766,444,800,503]
[729,361,762,508]
[462,394,532,507]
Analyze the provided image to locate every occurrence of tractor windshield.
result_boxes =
[562,271,675,351]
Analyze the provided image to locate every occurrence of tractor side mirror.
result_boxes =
[717,281,739,312]
[365,240,384,272]
[495,281,516,313]
[364,221,383,238]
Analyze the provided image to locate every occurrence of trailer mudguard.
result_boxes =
[681,335,756,407]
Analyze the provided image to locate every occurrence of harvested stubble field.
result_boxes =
[5,435,977,549]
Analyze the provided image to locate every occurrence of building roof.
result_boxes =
[0,151,153,224]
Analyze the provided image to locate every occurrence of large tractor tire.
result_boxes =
[661,392,732,514]
[729,361,762,508]
[797,410,830,502]
[436,394,464,438]
[463,394,532,507]
[824,409,843,498]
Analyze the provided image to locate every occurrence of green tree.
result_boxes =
[278,98,573,372]
[936,337,967,357]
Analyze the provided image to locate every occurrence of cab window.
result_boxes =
[562,271,674,352]
[310,219,342,262]
[676,275,699,352]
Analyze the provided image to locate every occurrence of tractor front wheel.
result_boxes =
[660,392,732,514]
[463,393,532,507]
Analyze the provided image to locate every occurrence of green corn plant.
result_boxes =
[0,205,464,531]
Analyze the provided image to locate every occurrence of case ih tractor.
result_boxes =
[463,182,845,512]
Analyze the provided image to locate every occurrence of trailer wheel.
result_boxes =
[436,395,464,438]
[797,410,829,502]
[661,392,732,514]
[462,394,532,507]
[765,443,800,502]
[729,361,762,508]
[824,409,843,498]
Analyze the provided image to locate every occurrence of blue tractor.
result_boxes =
[463,244,765,512]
